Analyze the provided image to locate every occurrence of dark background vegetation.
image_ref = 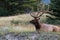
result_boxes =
[0,0,39,16]
[0,0,60,24]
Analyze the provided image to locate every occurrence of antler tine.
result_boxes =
[30,7,35,18]
[30,12,35,18]
[38,10,45,17]
[36,4,45,17]
[30,12,39,18]
[30,2,45,18]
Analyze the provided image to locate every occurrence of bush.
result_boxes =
[46,18,60,25]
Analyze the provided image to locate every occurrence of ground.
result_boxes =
[0,32,60,40]
[0,14,60,40]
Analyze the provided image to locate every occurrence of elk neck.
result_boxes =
[34,18,41,30]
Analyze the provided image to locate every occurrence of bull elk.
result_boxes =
[30,10,60,32]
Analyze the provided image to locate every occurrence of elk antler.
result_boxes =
[30,11,44,18]
[30,4,45,18]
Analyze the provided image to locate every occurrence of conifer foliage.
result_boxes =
[50,0,60,20]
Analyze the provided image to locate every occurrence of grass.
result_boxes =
[0,14,35,34]
[0,14,33,26]
[0,13,60,34]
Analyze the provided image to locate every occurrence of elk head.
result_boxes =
[30,4,46,24]
[30,11,45,31]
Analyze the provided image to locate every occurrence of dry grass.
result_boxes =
[0,14,33,26]
[0,13,50,27]
[0,14,36,33]
[0,13,60,33]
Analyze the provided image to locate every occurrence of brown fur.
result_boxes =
[30,18,60,32]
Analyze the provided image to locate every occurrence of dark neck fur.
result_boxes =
[34,19,41,30]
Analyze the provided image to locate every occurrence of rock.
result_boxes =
[0,32,60,40]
